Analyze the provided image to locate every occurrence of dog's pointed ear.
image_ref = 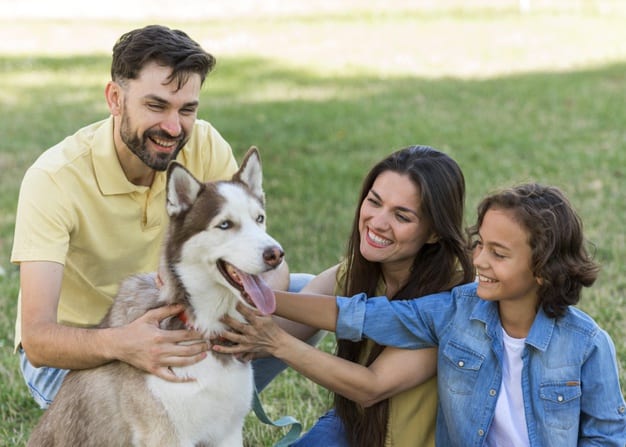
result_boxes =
[166,162,203,217]
[234,146,264,202]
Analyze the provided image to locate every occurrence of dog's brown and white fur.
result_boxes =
[27,147,283,447]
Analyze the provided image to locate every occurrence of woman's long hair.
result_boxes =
[335,145,474,447]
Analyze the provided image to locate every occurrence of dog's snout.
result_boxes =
[263,246,284,267]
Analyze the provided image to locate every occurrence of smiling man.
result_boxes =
[11,25,314,410]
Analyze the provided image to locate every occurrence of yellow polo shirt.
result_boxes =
[12,116,237,349]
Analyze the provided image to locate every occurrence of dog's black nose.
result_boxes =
[263,246,285,267]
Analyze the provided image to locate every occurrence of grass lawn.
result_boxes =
[1,2,625,445]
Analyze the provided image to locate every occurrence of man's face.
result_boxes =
[117,62,201,170]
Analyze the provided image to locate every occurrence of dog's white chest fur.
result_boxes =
[146,357,253,446]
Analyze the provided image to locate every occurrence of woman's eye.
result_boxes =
[396,213,410,223]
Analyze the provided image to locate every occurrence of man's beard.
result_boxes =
[119,113,187,171]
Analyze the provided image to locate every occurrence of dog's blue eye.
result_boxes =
[217,220,232,230]
[256,215,265,224]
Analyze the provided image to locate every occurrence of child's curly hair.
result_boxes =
[467,183,599,318]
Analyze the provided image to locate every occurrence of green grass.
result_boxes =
[1,3,626,445]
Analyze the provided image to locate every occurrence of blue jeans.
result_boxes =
[20,273,317,409]
[290,409,349,447]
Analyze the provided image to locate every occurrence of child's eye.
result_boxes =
[492,250,505,259]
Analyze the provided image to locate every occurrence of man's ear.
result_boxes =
[105,81,123,116]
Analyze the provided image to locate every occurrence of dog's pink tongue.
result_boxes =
[238,271,276,315]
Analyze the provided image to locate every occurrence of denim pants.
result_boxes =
[290,409,350,447]
[20,273,317,409]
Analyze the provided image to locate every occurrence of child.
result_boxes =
[333,183,626,446]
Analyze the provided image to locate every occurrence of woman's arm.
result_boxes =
[273,291,338,330]
[215,302,437,407]
[267,264,341,342]
[271,264,342,331]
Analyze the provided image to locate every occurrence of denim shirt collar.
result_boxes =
[468,296,555,352]
[525,308,555,352]
[469,298,501,341]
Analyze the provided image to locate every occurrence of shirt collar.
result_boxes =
[524,308,554,352]
[470,297,502,340]
[470,290,554,352]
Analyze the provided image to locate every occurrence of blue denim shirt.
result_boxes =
[336,282,626,447]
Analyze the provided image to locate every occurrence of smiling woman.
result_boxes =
[358,171,439,280]
[215,145,474,447]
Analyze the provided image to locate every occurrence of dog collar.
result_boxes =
[177,310,190,326]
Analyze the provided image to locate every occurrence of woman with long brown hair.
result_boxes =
[217,145,474,446]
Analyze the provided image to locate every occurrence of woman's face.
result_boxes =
[358,171,437,273]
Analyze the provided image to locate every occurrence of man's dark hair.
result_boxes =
[111,24,216,90]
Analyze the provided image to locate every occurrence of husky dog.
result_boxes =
[28,147,283,447]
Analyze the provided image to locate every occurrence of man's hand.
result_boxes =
[112,304,210,382]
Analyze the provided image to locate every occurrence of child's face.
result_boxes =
[472,208,540,309]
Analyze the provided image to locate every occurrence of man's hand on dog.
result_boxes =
[112,303,209,382]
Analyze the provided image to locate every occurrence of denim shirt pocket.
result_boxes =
[441,340,485,395]
[539,380,581,430]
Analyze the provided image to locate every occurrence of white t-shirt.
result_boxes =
[485,328,530,447]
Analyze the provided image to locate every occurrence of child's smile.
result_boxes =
[473,208,541,315]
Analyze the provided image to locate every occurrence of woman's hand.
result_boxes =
[213,302,288,359]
